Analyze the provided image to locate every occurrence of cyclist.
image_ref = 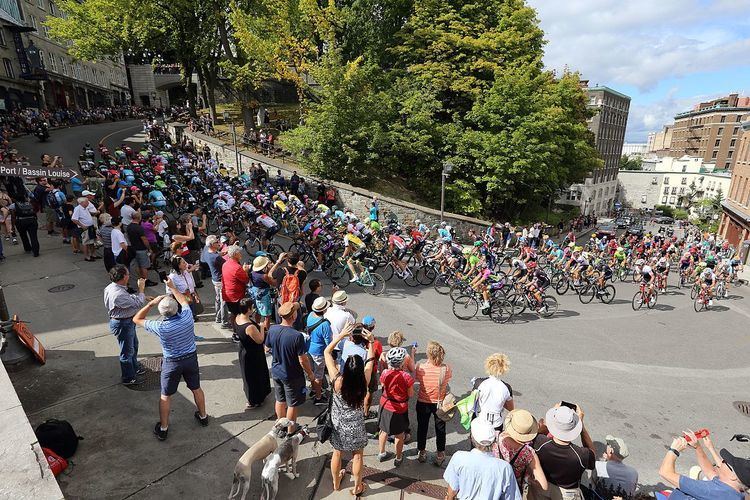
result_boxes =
[697,262,716,306]
[655,252,670,292]
[387,227,409,277]
[255,212,279,250]
[526,262,550,312]
[342,227,367,282]
[639,260,656,298]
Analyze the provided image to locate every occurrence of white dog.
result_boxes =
[260,426,308,500]
[227,418,290,500]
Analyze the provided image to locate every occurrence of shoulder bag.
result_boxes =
[435,365,457,422]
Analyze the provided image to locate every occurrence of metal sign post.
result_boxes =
[0,164,78,180]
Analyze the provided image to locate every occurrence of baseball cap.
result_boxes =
[362,315,375,327]
[720,449,750,487]
[605,435,629,459]
[278,301,300,318]
[470,419,496,447]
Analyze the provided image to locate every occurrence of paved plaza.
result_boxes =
[4,122,750,498]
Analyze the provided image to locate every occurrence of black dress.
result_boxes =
[235,321,271,406]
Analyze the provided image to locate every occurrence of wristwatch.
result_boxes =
[669,448,680,457]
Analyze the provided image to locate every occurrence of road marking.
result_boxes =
[98,123,143,145]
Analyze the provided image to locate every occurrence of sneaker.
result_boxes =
[123,378,142,386]
[145,280,159,287]
[153,422,168,441]
[136,366,146,375]
[231,333,241,344]
[314,267,323,272]
[195,282,204,289]
[349,276,359,283]
[194,411,209,427]
[417,451,427,463]
[378,452,391,462]
[394,456,403,467]
[724,291,729,298]
[11,238,17,245]
[708,299,713,306]
[62,238,70,244]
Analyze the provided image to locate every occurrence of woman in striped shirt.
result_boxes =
[415,341,452,466]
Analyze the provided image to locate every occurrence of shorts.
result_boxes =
[44,207,57,224]
[226,301,242,315]
[310,354,326,380]
[161,351,200,396]
[368,371,379,393]
[378,407,409,435]
[264,226,279,240]
[133,249,150,268]
[656,266,667,274]
[703,278,714,286]
[412,241,426,254]
[394,248,407,261]
[352,246,366,260]
[81,226,95,245]
[273,376,306,407]
[641,273,652,283]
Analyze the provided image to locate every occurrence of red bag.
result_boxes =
[280,268,301,304]
[42,447,68,476]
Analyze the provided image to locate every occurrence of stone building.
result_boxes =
[718,113,750,256]
[0,0,128,111]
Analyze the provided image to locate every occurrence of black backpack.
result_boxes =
[15,201,35,219]
[35,419,83,458]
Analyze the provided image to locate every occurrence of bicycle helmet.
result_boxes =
[635,258,645,266]
[461,247,471,255]
[473,240,482,247]
[697,261,707,269]
[617,247,624,252]
[386,347,407,368]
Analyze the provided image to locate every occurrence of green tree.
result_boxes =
[619,154,642,170]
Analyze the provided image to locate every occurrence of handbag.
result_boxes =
[435,365,457,422]
[315,375,337,443]
[188,292,205,316]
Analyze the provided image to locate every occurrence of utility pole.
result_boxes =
[440,161,453,222]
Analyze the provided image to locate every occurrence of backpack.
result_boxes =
[15,201,36,219]
[280,268,301,304]
[46,190,60,209]
[35,419,83,458]
[42,447,68,476]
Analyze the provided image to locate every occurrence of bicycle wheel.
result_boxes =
[381,264,394,282]
[403,268,420,287]
[362,272,386,296]
[537,295,558,318]
[505,292,526,315]
[578,284,595,304]
[449,283,467,302]
[693,296,705,312]
[433,275,452,295]
[646,289,658,309]
[416,265,437,285]
[690,285,699,300]
[631,292,643,310]
[599,284,616,304]
[555,278,569,295]
[265,244,284,261]
[489,299,513,324]
[329,265,350,288]
[452,294,479,320]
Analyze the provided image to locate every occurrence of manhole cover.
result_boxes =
[733,401,750,418]
[48,284,75,293]
[124,356,163,392]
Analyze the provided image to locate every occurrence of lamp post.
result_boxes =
[223,110,241,175]
[440,161,453,222]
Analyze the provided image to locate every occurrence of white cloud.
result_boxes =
[529,0,750,91]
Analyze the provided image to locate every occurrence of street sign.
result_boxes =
[0,164,78,180]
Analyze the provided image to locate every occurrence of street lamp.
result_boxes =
[440,161,453,222]
[223,110,241,175]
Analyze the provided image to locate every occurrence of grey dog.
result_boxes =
[227,418,290,500]
[260,426,308,500]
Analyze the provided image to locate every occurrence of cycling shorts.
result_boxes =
[656,266,668,274]
[641,273,652,283]
[351,246,366,260]
[393,248,407,261]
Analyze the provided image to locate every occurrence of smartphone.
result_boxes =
[561,401,577,411]
[684,429,710,442]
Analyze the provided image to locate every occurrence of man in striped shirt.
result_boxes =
[134,278,209,441]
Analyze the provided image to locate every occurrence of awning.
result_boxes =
[722,200,750,224]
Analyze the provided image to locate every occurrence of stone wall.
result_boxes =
[166,123,492,237]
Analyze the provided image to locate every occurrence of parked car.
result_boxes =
[615,217,631,228]
[626,224,644,237]
[656,216,674,224]
[594,224,617,240]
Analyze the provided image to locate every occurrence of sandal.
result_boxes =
[434,453,446,467]
[350,482,367,497]
[417,450,427,463]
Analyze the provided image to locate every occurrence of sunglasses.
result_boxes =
[730,434,750,443]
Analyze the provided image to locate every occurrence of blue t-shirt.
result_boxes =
[144,307,196,358]
[202,250,225,283]
[668,476,744,500]
[71,177,84,194]
[306,314,331,357]
[369,205,378,221]
[265,325,305,380]
[443,449,521,500]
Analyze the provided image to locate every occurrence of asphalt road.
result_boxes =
[8,121,750,490]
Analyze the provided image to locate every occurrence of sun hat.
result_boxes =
[470,419,496,447]
[278,301,300,318]
[252,255,270,272]
[312,296,330,313]
[605,435,629,459]
[545,406,583,442]
[332,290,348,304]
[504,409,539,443]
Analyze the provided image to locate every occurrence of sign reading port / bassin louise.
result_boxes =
[0,164,79,180]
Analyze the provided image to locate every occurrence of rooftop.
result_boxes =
[586,86,631,101]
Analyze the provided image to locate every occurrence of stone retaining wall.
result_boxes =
[166,123,492,237]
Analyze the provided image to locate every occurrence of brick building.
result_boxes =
[718,113,750,260]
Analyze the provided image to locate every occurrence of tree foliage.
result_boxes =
[619,154,643,170]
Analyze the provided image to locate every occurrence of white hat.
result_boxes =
[82,190,95,196]
[470,419,496,447]
[312,297,330,313]
[545,406,583,442]
[332,290,348,304]
[605,435,629,459]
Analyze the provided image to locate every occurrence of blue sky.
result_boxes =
[526,0,750,142]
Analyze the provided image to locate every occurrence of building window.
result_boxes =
[0,29,5,46]
[669,196,676,204]
[715,139,721,147]
[681,177,687,184]
[641,195,647,204]
[671,187,677,195]
[730,139,736,148]
[664,177,669,185]
[664,187,669,195]
[29,14,36,28]
[47,52,55,71]
[733,127,740,135]
[651,177,658,185]
[37,0,44,8]
[662,196,668,203]
[682,165,687,172]
[718,127,724,135]
[738,115,743,123]
[680,187,685,194]
[725,162,731,169]
[49,1,55,15]
[721,115,726,123]
[728,150,733,159]
[59,56,65,75]
[712,150,718,159]
[2,58,14,78]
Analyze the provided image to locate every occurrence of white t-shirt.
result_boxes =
[111,228,127,256]
[476,376,512,428]
[324,304,355,338]
[157,219,168,237]
[593,460,638,497]
[120,205,136,226]
[72,204,95,227]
